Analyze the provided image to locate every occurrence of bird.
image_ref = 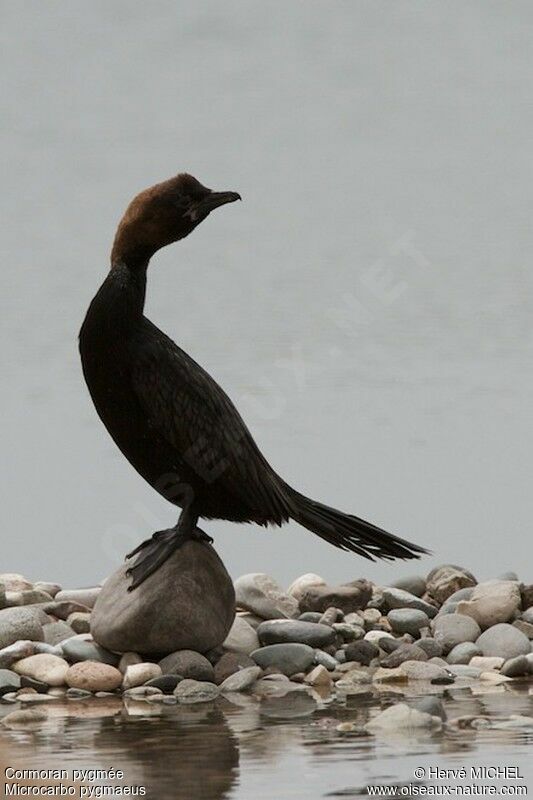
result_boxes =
[79,173,427,590]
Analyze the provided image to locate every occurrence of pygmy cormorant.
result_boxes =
[79,174,427,589]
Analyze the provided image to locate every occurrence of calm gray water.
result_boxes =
[1,683,532,799]
[2,1,533,590]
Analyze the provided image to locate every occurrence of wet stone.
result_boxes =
[501,655,530,678]
[174,679,219,704]
[257,619,336,648]
[251,643,315,676]
[158,650,215,682]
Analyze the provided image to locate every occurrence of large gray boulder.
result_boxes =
[91,540,235,656]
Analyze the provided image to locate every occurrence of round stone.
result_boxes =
[382,588,437,618]
[66,661,122,692]
[251,643,315,676]
[446,642,481,664]
[219,665,262,692]
[456,580,521,630]
[13,654,69,687]
[123,662,162,689]
[380,643,428,668]
[431,614,481,654]
[344,640,379,665]
[91,541,235,655]
[387,609,430,636]
[501,655,530,678]
[257,619,335,648]
[286,573,326,601]
[475,623,531,659]
[158,650,214,682]
[174,679,219,704]
[234,573,299,619]
[0,607,44,649]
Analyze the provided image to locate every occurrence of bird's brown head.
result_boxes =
[111,173,241,269]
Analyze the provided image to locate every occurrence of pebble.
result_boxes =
[298,612,323,623]
[123,662,162,689]
[67,612,92,634]
[426,565,477,604]
[304,665,333,687]
[257,619,336,648]
[319,606,342,626]
[0,640,34,668]
[501,655,530,678]
[387,609,430,637]
[431,614,481,654]
[332,622,364,641]
[158,650,214,682]
[219,665,262,692]
[234,573,299,619]
[476,623,531,658]
[344,640,379,665]
[222,616,260,655]
[315,650,339,670]
[390,575,427,597]
[0,668,21,695]
[174,678,219,704]
[251,643,315,676]
[61,637,119,666]
[299,580,372,614]
[457,580,521,630]
[43,621,76,646]
[399,660,451,681]
[66,661,123,692]
[54,588,101,609]
[382,588,437,618]
[286,573,326,601]
[366,702,442,731]
[213,652,254,684]
[380,643,428,668]
[470,656,504,671]
[13,654,69,686]
[0,607,44,648]
[446,642,481,664]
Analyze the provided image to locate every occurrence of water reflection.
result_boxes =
[0,682,531,800]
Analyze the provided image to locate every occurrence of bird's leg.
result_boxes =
[125,506,203,591]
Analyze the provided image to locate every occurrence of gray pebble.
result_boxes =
[387,609,430,637]
[446,642,481,664]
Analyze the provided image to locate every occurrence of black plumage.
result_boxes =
[79,174,427,589]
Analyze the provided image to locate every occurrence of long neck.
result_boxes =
[81,261,148,340]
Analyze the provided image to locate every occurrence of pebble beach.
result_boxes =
[1,563,532,735]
